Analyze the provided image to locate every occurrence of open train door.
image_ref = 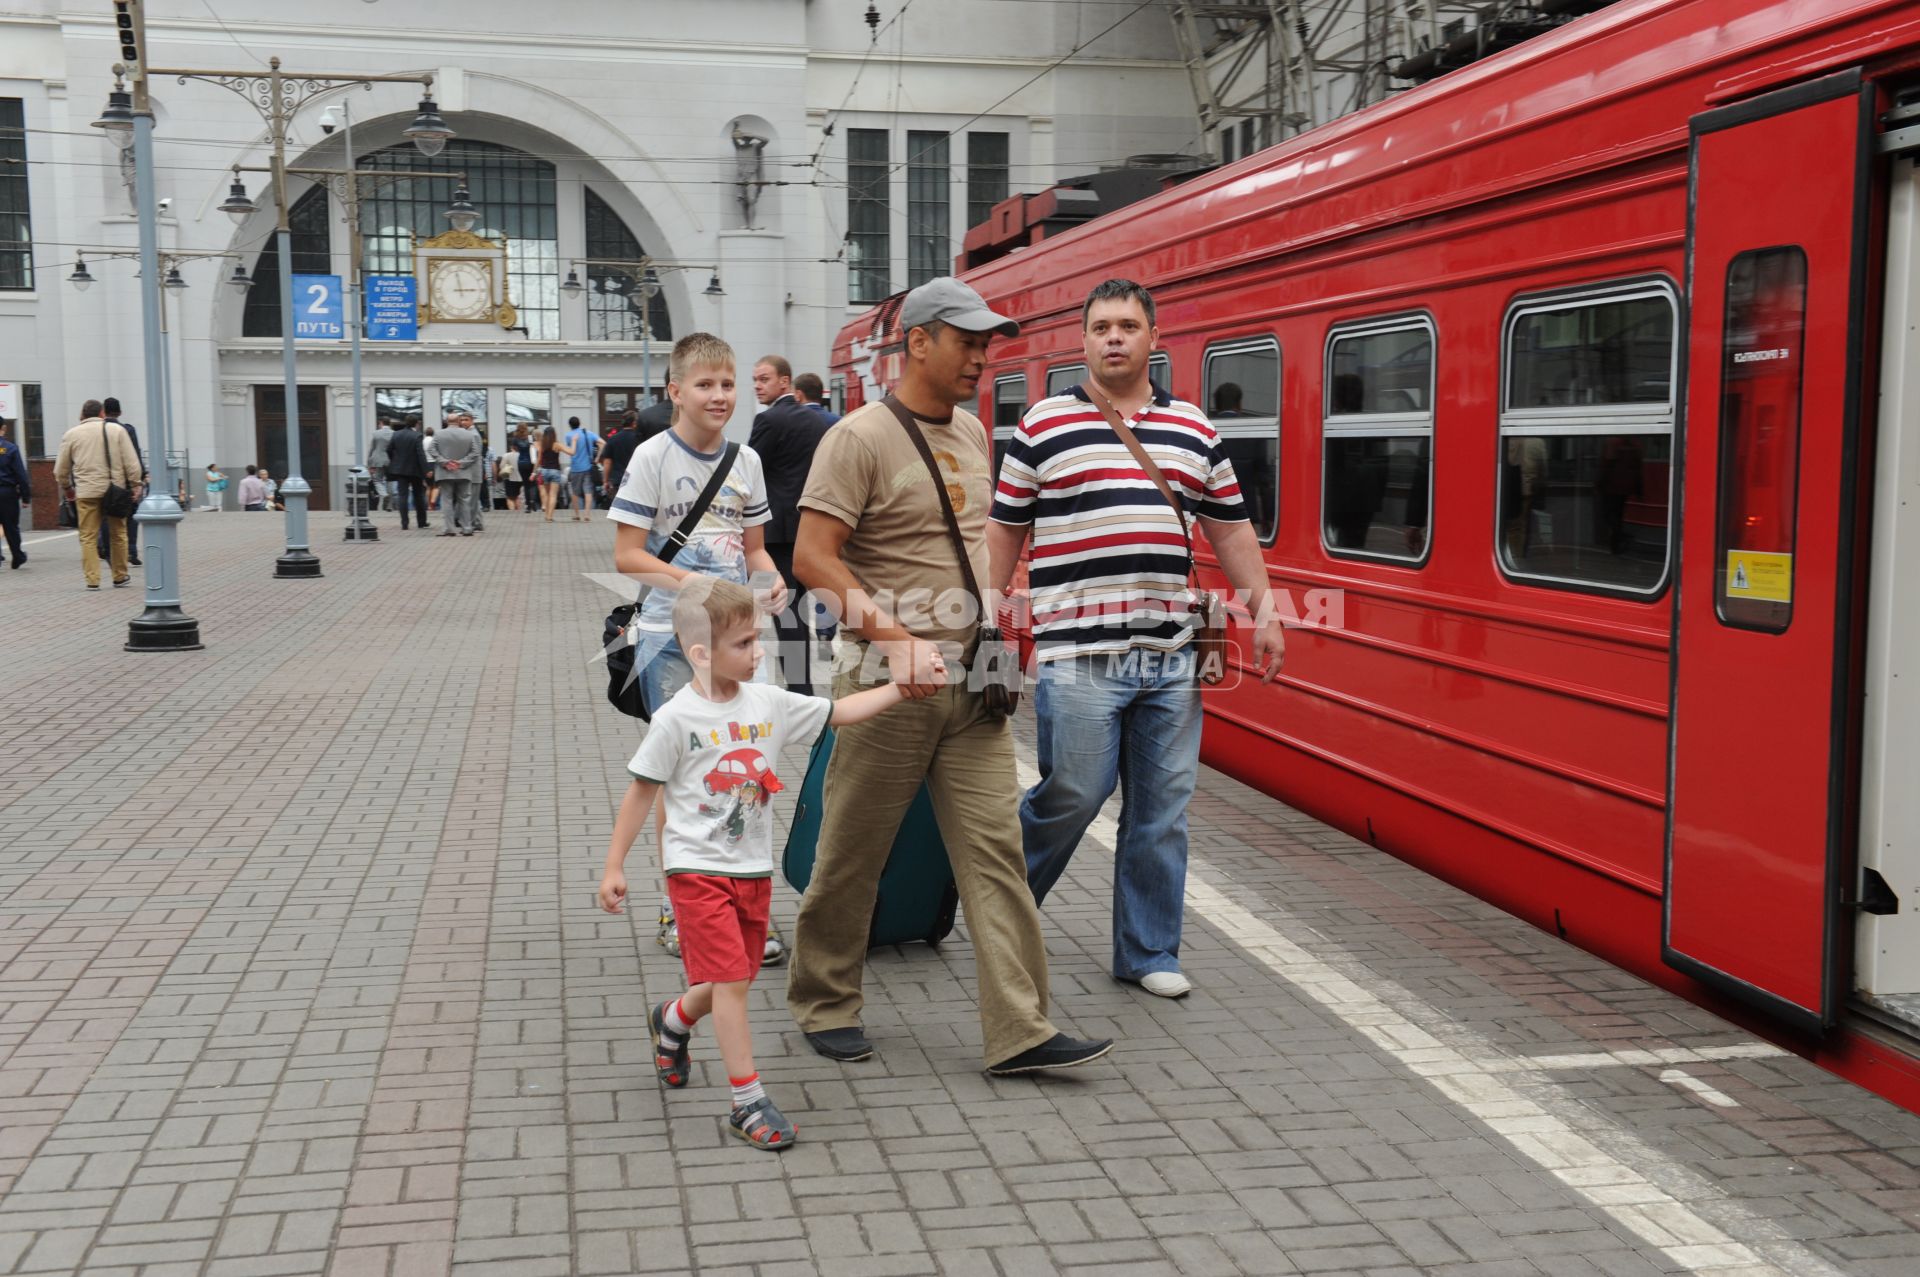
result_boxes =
[1665,70,1874,1034]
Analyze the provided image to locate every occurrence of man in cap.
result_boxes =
[787,277,1113,1077]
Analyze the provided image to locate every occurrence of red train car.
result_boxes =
[830,0,1920,1108]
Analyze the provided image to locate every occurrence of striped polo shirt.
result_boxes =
[989,384,1246,662]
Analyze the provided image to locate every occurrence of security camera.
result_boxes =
[156,197,173,212]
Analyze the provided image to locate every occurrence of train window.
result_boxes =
[829,375,846,416]
[1498,282,1678,594]
[1047,363,1088,398]
[1324,316,1434,563]
[1714,247,1806,634]
[1148,352,1172,396]
[1203,337,1280,544]
[992,373,1027,478]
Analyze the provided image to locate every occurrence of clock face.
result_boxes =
[428,259,493,321]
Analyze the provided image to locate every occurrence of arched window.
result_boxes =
[242,185,330,337]
[359,140,559,339]
[584,187,670,344]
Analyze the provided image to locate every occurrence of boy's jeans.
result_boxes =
[1021,649,1202,981]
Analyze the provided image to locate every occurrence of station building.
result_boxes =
[0,0,1198,509]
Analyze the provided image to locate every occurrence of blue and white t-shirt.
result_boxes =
[607,430,771,660]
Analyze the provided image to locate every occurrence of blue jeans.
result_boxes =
[1021,649,1202,980]
[639,637,695,715]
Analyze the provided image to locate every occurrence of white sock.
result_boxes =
[662,998,692,1038]
[730,1073,765,1108]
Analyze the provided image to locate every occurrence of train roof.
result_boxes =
[834,0,1912,356]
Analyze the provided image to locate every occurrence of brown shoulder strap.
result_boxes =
[1080,382,1196,582]
[879,394,984,616]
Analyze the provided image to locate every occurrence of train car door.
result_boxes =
[1665,70,1874,1034]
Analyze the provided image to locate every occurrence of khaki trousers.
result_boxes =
[76,498,128,588]
[788,666,1057,1066]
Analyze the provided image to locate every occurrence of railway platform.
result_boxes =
[2,512,1919,1276]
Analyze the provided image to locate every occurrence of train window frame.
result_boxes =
[1321,312,1436,567]
[1202,335,1281,546]
[1148,351,1171,394]
[1046,362,1089,398]
[1495,277,1680,599]
[991,372,1027,478]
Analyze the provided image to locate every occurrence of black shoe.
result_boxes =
[458,530,472,537]
[127,556,142,566]
[8,555,21,569]
[86,581,100,589]
[112,577,131,588]
[419,523,431,531]
[439,531,458,538]
[803,1027,874,1062]
[986,1033,1114,1077]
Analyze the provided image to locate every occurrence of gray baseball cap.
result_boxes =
[899,277,1019,337]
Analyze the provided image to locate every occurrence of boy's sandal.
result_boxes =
[649,1000,690,1088]
[728,1097,797,1150]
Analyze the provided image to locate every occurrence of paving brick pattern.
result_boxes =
[3,511,1920,1275]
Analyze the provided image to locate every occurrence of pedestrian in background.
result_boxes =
[54,399,142,589]
[368,417,394,511]
[792,373,840,426]
[237,464,268,511]
[387,417,430,531]
[97,398,146,566]
[749,353,833,696]
[565,415,599,520]
[432,413,482,536]
[0,417,30,569]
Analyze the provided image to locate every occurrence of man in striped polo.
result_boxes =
[987,278,1285,998]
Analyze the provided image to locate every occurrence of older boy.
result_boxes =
[609,333,789,964]
[598,578,916,1149]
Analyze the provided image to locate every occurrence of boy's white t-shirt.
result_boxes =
[607,430,770,638]
[628,681,832,878]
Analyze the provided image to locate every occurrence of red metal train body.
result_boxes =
[829,0,1920,1109]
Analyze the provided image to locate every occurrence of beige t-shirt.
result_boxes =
[798,399,993,650]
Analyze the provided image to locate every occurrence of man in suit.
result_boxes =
[368,418,395,510]
[748,354,833,695]
[792,372,841,425]
[0,417,29,569]
[385,417,430,531]
[431,413,483,536]
[96,398,148,565]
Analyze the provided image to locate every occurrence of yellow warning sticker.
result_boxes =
[1726,550,1792,603]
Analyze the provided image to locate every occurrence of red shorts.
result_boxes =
[666,873,772,985]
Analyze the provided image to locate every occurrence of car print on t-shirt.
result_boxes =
[698,748,785,844]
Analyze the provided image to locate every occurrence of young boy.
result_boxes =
[608,333,791,966]
[597,578,923,1149]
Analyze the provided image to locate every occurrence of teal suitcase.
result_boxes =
[782,727,959,948]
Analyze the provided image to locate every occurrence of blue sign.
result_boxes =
[365,274,419,342]
[291,273,344,339]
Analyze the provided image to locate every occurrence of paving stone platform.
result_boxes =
[3,509,1920,1277]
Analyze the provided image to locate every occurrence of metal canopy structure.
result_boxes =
[1166,0,1616,157]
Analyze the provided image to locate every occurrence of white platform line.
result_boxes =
[1016,759,1842,1277]
[1661,1068,1741,1108]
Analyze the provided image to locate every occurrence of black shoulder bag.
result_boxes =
[102,422,136,520]
[604,442,740,720]
[878,396,1020,717]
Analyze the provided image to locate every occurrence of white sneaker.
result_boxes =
[1139,971,1192,999]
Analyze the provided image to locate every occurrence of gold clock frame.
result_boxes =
[413,228,520,329]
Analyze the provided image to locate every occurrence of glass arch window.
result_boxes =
[584,187,670,345]
[359,140,559,339]
[242,185,330,337]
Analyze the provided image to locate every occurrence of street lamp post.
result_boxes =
[90,58,201,651]
[307,102,463,542]
[156,54,453,578]
[561,258,724,405]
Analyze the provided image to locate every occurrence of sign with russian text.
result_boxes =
[291,273,345,339]
[366,275,419,341]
